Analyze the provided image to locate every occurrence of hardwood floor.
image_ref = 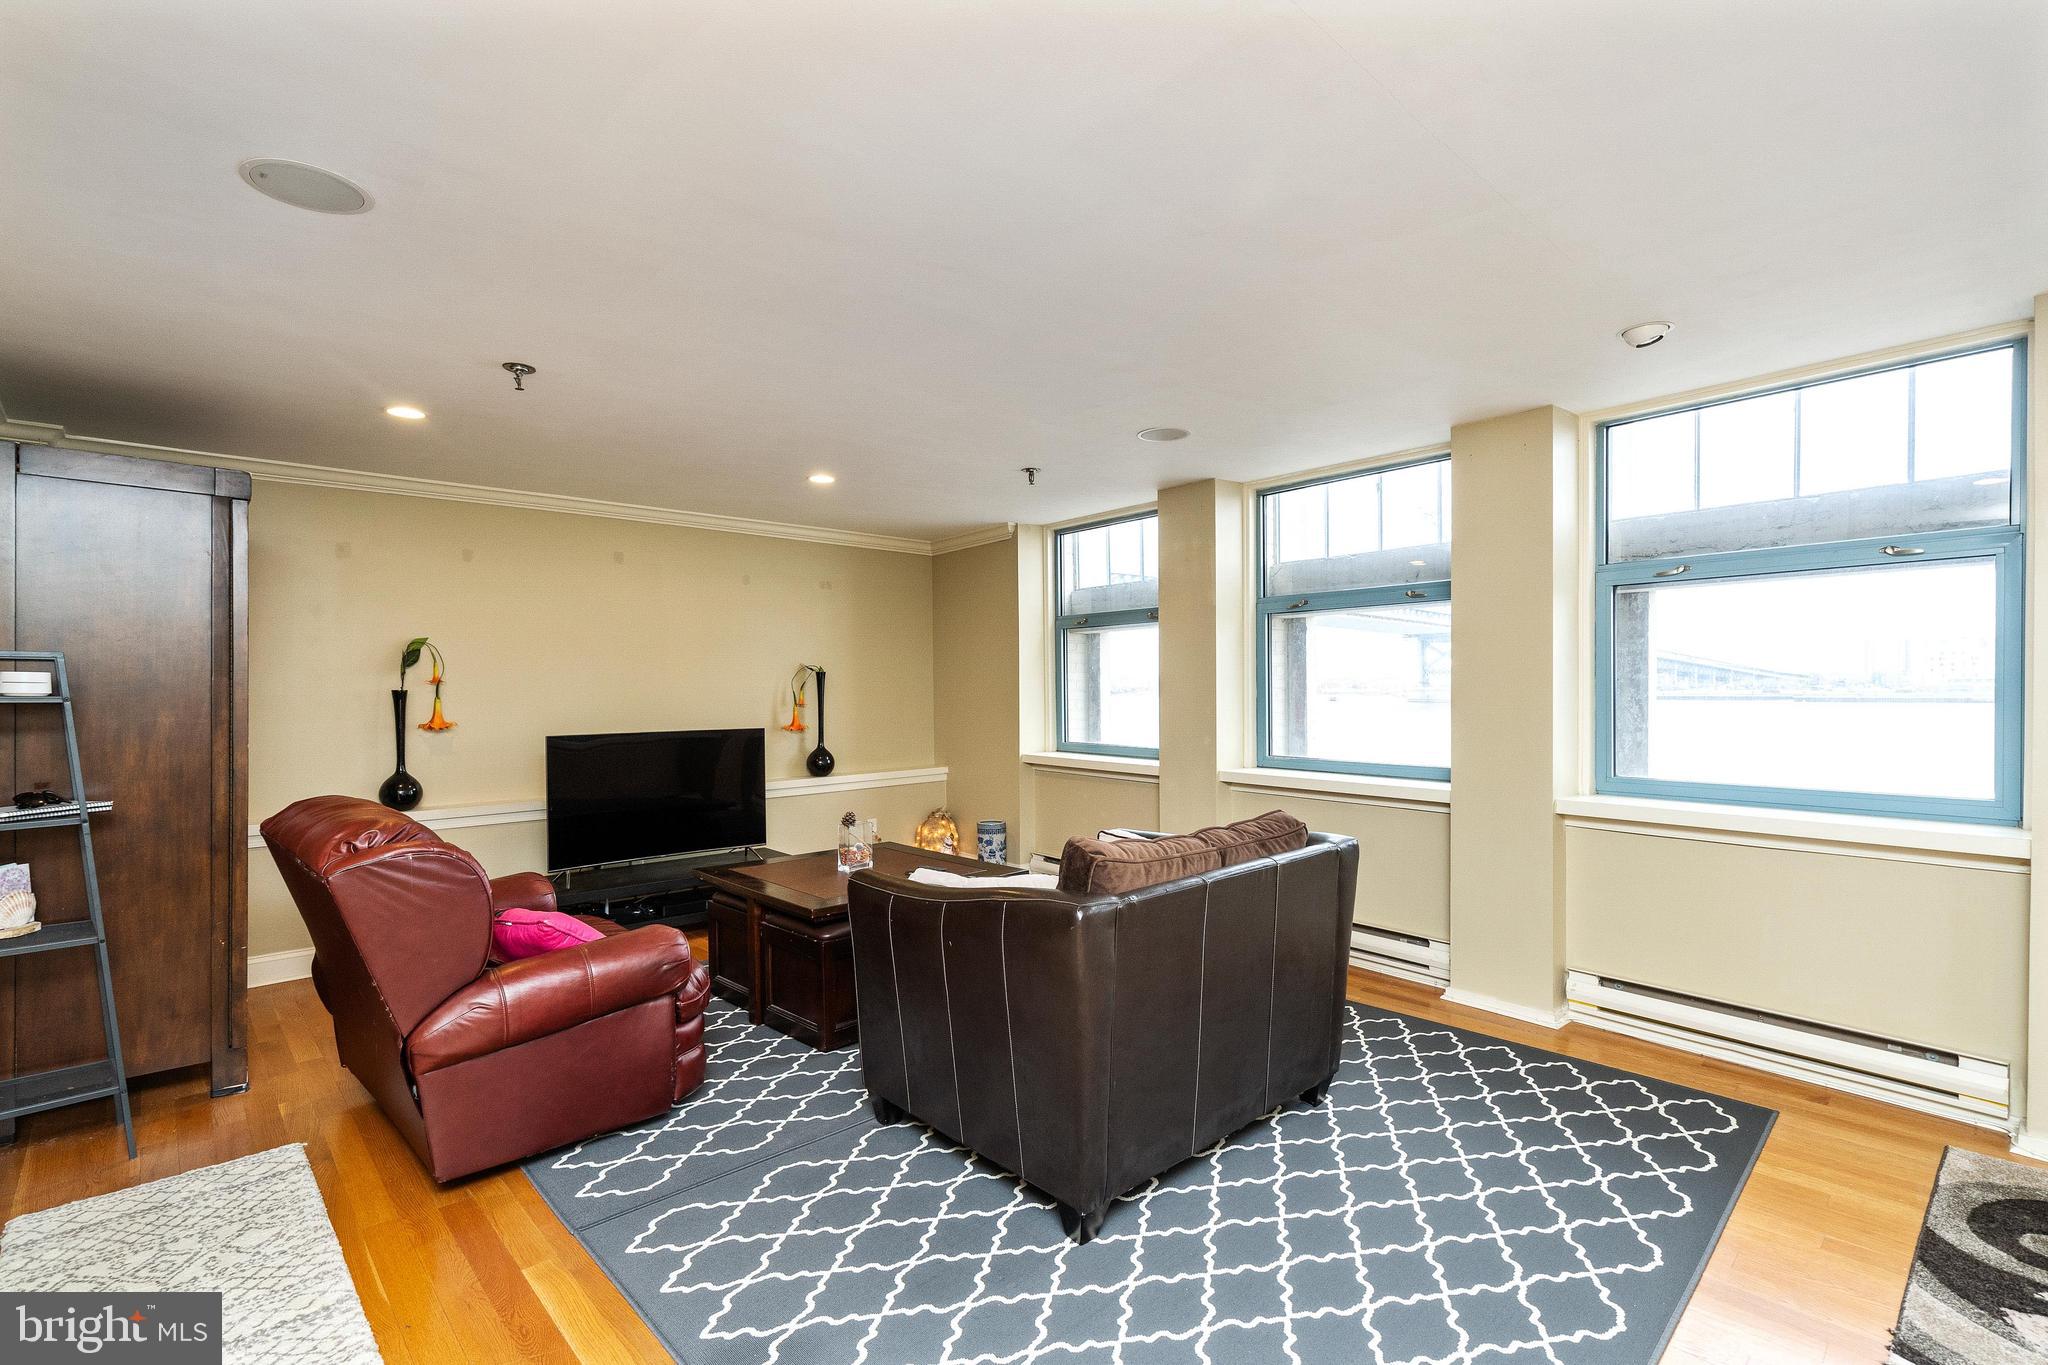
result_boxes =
[0,945,2021,1363]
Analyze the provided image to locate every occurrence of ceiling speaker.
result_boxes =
[237,159,372,215]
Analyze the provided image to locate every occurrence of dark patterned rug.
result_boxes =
[1890,1146,2048,1364]
[527,998,1772,1363]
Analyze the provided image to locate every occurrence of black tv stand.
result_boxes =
[550,847,785,931]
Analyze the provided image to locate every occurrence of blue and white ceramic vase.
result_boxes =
[976,819,1007,865]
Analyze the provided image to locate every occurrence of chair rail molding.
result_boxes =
[245,767,950,847]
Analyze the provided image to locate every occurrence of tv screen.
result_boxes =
[546,728,766,871]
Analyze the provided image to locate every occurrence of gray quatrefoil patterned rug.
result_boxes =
[525,998,1772,1364]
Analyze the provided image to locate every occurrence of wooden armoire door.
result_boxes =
[0,446,248,1127]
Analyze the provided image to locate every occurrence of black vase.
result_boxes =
[806,669,836,777]
[379,688,423,811]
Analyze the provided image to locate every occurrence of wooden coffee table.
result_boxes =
[699,842,998,1050]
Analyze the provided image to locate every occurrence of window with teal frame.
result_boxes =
[1055,512,1160,758]
[1255,455,1452,780]
[1594,340,2026,824]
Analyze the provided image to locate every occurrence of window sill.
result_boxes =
[1218,767,1451,807]
[1555,794,2030,862]
[1022,750,1160,781]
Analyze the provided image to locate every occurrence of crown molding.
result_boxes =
[930,523,1016,555]
[0,419,954,556]
[0,418,67,445]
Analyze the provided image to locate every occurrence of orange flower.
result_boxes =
[781,669,810,732]
[414,640,453,731]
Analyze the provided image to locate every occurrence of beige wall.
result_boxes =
[247,481,937,956]
[1223,787,1452,942]
[248,779,948,958]
[1567,827,2027,1062]
[920,326,2047,1143]
[1447,406,1579,1016]
[931,535,1025,855]
[1027,769,1161,860]
[30,314,2045,1141]
[1156,480,1242,832]
[2028,292,2048,1130]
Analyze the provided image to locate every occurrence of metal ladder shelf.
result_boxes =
[0,650,135,1158]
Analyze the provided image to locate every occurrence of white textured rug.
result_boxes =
[0,1143,380,1363]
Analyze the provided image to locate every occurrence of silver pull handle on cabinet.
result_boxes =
[1880,545,1925,556]
[1652,564,1691,578]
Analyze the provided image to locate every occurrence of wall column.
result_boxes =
[1156,479,1244,832]
[931,528,1045,865]
[2020,292,2048,1152]
[1013,526,1049,860]
[1446,406,1580,1024]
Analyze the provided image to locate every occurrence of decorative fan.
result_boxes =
[913,808,960,855]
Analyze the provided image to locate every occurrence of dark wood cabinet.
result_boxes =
[700,843,1000,1052]
[0,444,249,1136]
[757,913,855,1051]
[705,892,755,1010]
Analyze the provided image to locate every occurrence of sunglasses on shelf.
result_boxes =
[13,790,70,809]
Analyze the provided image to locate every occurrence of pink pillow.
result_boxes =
[491,907,605,960]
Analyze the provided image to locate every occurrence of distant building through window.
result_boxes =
[1054,513,1159,757]
[1595,341,2024,823]
[1256,456,1452,780]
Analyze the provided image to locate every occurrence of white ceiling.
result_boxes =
[2,1,2044,541]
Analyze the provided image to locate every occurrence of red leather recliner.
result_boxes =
[260,795,710,1181]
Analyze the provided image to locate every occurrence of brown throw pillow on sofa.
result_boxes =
[1192,809,1309,865]
[1058,833,1223,896]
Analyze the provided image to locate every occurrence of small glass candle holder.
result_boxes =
[837,810,873,873]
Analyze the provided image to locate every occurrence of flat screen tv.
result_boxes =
[546,728,766,871]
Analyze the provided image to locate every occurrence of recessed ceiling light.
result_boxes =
[1137,427,1189,442]
[238,159,372,214]
[1618,322,1672,349]
[808,473,836,485]
[384,405,426,421]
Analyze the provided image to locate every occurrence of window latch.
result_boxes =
[1286,598,1310,610]
[1652,564,1691,578]
[1074,616,1088,626]
[1880,545,1925,557]
[1146,609,1158,620]
[1404,589,1427,599]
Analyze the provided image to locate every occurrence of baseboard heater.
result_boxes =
[1565,970,2010,1130]
[1351,927,1449,987]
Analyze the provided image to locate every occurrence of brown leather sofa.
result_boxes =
[261,795,712,1181]
[848,830,1357,1242]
